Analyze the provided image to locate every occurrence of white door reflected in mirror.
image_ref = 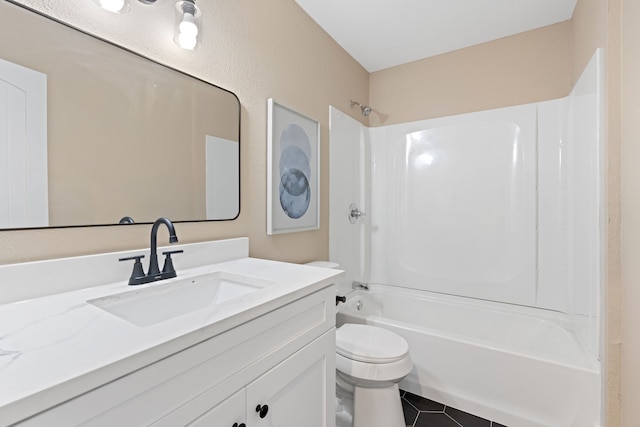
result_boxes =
[206,136,240,220]
[0,58,48,228]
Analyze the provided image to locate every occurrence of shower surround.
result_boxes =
[329,50,604,427]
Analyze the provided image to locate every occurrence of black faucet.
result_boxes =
[119,217,183,285]
[148,217,178,277]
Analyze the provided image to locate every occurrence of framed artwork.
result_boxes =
[267,98,320,235]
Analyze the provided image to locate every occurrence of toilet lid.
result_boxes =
[336,324,409,364]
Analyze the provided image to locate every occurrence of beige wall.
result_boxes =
[0,0,368,264]
[369,22,572,126]
[621,0,640,425]
[571,0,609,85]
[571,0,624,425]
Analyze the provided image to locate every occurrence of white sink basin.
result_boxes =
[88,272,273,327]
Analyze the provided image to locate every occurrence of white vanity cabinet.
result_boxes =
[186,389,245,427]
[245,331,334,427]
[168,329,335,427]
[12,285,336,427]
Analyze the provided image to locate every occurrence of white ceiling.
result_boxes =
[294,0,577,72]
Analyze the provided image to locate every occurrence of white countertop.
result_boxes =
[0,256,342,426]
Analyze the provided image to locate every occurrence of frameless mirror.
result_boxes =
[0,1,240,229]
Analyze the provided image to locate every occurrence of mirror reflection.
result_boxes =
[0,1,240,229]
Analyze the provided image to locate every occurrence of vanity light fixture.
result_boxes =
[94,0,201,50]
[94,0,156,14]
[94,0,130,13]
[174,0,201,50]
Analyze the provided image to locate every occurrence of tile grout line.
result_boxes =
[443,405,464,427]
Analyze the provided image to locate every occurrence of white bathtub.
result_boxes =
[336,285,600,427]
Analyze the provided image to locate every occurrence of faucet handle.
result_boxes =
[348,202,367,224]
[161,250,183,278]
[119,255,147,286]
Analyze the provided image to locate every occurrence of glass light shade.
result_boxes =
[174,1,201,50]
[94,0,130,13]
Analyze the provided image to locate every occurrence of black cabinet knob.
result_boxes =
[336,295,346,305]
[232,423,246,427]
[256,404,269,418]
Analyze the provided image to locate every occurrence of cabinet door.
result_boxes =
[246,329,336,427]
[187,389,245,427]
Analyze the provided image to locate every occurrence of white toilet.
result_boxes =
[335,323,413,427]
[304,261,412,427]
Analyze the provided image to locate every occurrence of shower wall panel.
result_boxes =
[565,49,603,361]
[329,49,602,359]
[328,106,369,291]
[370,105,539,306]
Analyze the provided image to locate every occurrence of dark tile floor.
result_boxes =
[401,390,508,427]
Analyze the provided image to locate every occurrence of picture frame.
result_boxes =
[267,98,320,235]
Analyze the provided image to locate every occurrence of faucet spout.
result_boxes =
[148,217,178,277]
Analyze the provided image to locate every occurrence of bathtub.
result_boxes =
[336,285,600,427]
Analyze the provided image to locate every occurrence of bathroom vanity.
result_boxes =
[0,238,341,427]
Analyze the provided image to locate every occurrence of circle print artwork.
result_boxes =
[279,123,311,219]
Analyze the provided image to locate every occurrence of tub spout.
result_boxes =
[352,281,369,291]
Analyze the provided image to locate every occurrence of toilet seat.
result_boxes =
[336,324,409,364]
[336,352,413,385]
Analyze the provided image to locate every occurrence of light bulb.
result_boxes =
[177,32,197,50]
[96,0,129,13]
[174,1,201,50]
[179,12,198,38]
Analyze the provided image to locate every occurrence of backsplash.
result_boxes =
[0,238,248,305]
